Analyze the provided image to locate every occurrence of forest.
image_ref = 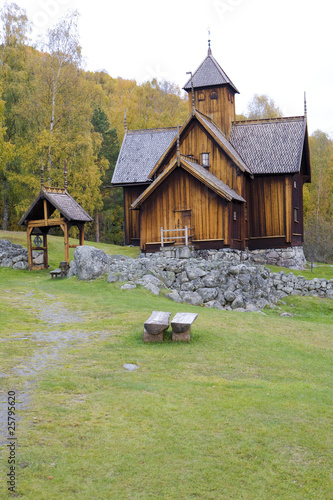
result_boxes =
[1,4,332,261]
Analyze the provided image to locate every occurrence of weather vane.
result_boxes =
[208,27,211,55]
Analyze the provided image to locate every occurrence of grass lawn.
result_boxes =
[0,232,332,499]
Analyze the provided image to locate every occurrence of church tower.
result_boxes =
[183,43,239,139]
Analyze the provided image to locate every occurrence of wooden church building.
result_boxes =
[112,45,311,253]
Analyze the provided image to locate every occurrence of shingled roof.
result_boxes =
[229,117,307,175]
[111,127,178,185]
[184,51,239,94]
[19,187,92,225]
[131,156,245,209]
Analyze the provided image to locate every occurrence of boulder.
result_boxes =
[107,273,118,283]
[12,261,28,270]
[74,245,109,280]
[179,291,203,306]
[185,264,207,280]
[196,287,218,302]
[165,291,183,303]
[1,258,13,267]
[121,283,136,290]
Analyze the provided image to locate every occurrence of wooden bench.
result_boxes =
[50,261,69,279]
[171,312,198,342]
[143,311,171,343]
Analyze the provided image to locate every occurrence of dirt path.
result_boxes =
[0,292,104,447]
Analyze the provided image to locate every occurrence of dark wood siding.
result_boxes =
[139,169,231,251]
[191,86,236,138]
[123,186,147,245]
[246,175,291,249]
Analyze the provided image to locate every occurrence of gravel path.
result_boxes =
[0,292,103,447]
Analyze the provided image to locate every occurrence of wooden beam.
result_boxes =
[43,233,48,268]
[27,226,33,270]
[63,223,69,263]
[43,199,48,224]
[27,218,66,228]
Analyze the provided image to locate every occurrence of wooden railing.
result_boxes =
[160,226,193,247]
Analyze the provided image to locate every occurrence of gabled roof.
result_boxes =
[131,156,245,209]
[19,187,93,225]
[111,127,178,185]
[229,117,308,175]
[183,51,239,94]
[148,110,252,179]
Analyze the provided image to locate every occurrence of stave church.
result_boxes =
[111,43,311,254]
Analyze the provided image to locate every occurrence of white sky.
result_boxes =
[10,0,333,136]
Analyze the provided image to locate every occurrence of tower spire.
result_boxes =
[304,91,307,119]
[208,27,212,55]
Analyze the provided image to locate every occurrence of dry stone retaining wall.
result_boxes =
[69,246,333,311]
[0,239,43,269]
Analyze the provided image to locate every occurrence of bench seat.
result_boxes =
[171,312,198,342]
[143,311,171,343]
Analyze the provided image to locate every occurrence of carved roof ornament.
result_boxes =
[124,108,128,132]
[208,27,212,56]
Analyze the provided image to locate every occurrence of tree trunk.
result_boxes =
[2,168,9,231]
[95,212,100,243]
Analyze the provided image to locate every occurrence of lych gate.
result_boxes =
[19,186,92,270]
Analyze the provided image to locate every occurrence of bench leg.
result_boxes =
[172,327,191,342]
[142,328,164,343]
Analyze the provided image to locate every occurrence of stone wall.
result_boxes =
[69,246,333,312]
[157,246,307,270]
[0,239,42,269]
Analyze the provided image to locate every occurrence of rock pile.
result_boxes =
[0,239,29,270]
[0,239,44,269]
[69,246,333,311]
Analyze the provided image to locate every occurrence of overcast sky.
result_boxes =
[12,0,333,136]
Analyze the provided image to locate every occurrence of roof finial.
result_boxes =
[304,91,307,119]
[40,160,44,189]
[186,71,195,115]
[177,124,180,167]
[208,27,212,55]
[64,160,68,190]
[124,109,128,132]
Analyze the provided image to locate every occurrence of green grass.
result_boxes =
[0,230,140,269]
[267,263,333,280]
[0,233,332,499]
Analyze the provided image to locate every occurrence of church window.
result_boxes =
[294,208,299,223]
[210,91,218,100]
[201,153,210,167]
[198,92,205,101]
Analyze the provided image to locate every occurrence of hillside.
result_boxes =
[0,233,332,499]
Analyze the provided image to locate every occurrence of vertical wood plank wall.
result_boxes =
[190,86,236,138]
[139,169,229,249]
[155,121,244,199]
[123,186,147,245]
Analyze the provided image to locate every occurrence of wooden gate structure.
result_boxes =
[19,186,92,270]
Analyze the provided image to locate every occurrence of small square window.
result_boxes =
[294,180,297,189]
[233,211,237,221]
[294,208,299,223]
[201,153,210,167]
